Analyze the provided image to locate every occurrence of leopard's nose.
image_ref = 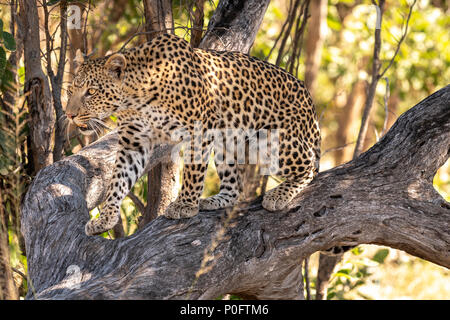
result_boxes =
[66,112,77,120]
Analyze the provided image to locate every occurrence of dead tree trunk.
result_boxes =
[21,85,450,299]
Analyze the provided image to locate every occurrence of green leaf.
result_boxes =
[0,19,3,39]
[336,268,351,275]
[351,246,363,256]
[372,248,389,264]
[335,272,353,280]
[1,62,14,91]
[0,47,6,81]
[2,31,16,51]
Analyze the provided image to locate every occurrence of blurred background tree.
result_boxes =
[0,0,448,299]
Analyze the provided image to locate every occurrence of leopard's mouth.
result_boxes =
[72,116,112,136]
[77,122,94,135]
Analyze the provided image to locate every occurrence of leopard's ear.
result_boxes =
[73,49,85,74]
[105,53,127,80]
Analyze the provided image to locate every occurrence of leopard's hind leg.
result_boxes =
[164,134,212,219]
[262,126,320,212]
[199,162,243,210]
[198,129,246,210]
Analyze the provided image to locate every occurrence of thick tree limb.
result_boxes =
[21,86,449,299]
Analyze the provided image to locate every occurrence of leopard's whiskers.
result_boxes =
[92,118,113,131]
[88,119,101,137]
[59,114,72,146]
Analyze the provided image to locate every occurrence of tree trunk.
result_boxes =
[18,0,55,175]
[48,1,68,162]
[315,252,341,300]
[353,0,385,157]
[138,160,180,227]
[189,0,205,48]
[143,0,174,37]
[67,4,87,79]
[199,0,270,53]
[334,79,367,165]
[20,86,450,299]
[304,0,327,98]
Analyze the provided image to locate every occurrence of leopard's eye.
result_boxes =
[67,85,73,96]
[87,88,98,96]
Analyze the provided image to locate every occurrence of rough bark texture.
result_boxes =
[315,252,342,300]
[189,0,205,48]
[18,0,55,174]
[199,0,270,53]
[143,0,174,37]
[138,159,180,226]
[21,86,450,300]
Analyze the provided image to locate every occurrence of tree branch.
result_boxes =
[21,85,450,300]
[353,0,385,157]
[378,0,416,79]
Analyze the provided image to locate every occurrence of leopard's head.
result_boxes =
[66,50,127,135]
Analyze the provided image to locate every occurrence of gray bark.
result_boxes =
[18,0,55,174]
[199,0,270,53]
[21,85,450,300]
[143,0,174,38]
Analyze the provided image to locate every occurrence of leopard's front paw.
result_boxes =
[85,219,109,236]
[164,201,199,219]
[85,207,119,236]
[262,189,293,212]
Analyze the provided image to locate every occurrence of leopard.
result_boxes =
[65,33,321,237]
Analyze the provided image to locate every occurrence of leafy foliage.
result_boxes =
[0,19,15,83]
[0,16,29,297]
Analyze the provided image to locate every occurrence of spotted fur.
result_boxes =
[66,34,321,236]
